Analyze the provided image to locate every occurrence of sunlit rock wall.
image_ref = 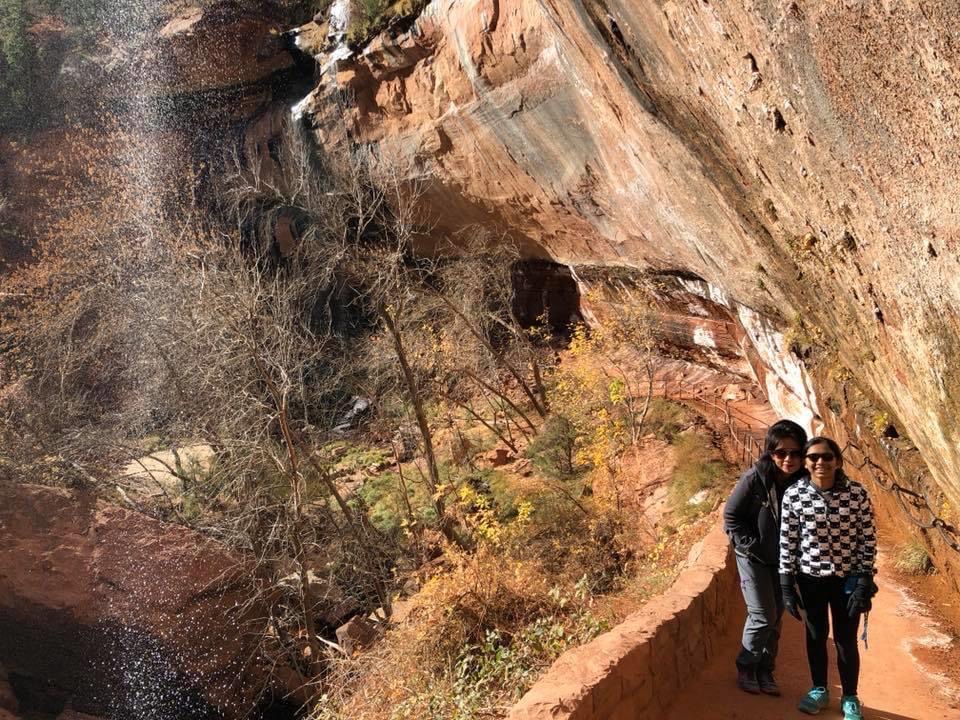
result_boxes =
[303,0,960,512]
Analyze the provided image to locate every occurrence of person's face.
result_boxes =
[805,441,840,485]
[770,438,803,477]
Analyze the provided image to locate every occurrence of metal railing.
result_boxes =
[843,440,960,553]
[656,378,767,469]
[657,377,960,554]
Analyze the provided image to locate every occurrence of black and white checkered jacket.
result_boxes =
[779,474,877,577]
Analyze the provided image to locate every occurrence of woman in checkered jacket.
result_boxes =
[779,436,877,720]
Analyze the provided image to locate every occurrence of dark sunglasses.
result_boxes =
[806,452,836,463]
[771,449,803,460]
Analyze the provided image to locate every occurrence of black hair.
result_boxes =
[804,436,849,485]
[756,419,808,482]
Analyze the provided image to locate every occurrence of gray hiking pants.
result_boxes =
[735,553,783,671]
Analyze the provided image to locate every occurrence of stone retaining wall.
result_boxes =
[508,519,737,720]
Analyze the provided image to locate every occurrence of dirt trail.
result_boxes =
[657,368,957,719]
[664,551,958,720]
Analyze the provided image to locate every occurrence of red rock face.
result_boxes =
[154,2,295,100]
[307,0,960,511]
[0,484,266,719]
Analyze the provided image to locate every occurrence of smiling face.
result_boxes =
[770,438,803,478]
[805,440,840,488]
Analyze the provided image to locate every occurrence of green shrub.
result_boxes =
[668,433,730,517]
[525,415,579,479]
[643,398,693,441]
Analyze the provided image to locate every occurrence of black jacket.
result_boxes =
[724,464,797,567]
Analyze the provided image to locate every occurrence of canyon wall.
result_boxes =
[298,0,960,520]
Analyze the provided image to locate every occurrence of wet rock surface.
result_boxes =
[0,484,266,719]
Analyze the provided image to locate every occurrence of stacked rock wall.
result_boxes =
[508,522,736,720]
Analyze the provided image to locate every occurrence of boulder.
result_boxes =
[487,447,515,467]
[0,484,272,719]
[120,444,214,500]
[335,616,378,656]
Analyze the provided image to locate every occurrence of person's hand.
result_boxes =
[847,575,874,617]
[780,573,802,621]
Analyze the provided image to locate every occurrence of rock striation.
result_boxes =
[302,0,960,515]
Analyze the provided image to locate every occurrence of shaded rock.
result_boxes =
[335,616,378,656]
[56,710,103,720]
[277,570,359,628]
[487,447,515,467]
[0,484,271,719]
[0,663,17,715]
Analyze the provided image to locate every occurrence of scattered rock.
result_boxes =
[336,616,378,656]
[488,447,515,467]
[688,489,711,505]
[510,458,534,476]
[120,444,214,500]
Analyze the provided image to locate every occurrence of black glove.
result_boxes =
[780,573,802,621]
[847,575,876,618]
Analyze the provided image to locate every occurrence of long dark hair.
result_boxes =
[804,435,849,485]
[756,419,808,482]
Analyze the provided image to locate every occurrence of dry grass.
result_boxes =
[894,540,934,575]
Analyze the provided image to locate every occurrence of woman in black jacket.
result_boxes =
[723,419,808,695]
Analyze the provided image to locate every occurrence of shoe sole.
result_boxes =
[738,683,761,695]
[798,702,828,715]
[759,686,781,696]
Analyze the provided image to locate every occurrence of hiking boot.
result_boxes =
[841,695,864,720]
[737,668,761,694]
[798,686,830,714]
[757,669,780,696]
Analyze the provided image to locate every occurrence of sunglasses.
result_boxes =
[806,452,836,463]
[771,449,803,460]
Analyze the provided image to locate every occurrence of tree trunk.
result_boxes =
[378,305,460,545]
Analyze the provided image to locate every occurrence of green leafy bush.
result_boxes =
[668,433,730,518]
[643,398,694,441]
[525,415,579,479]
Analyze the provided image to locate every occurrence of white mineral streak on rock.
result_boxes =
[692,326,717,348]
[679,278,818,432]
[328,0,351,38]
[736,304,818,433]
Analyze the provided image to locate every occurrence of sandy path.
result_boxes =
[664,553,958,720]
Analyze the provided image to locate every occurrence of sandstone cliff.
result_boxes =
[299,0,960,532]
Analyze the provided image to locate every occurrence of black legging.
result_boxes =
[797,574,861,695]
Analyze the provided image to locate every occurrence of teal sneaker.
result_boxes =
[841,695,864,720]
[798,687,830,714]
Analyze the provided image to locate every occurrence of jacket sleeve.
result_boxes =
[779,487,800,575]
[723,470,758,554]
[856,485,878,575]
